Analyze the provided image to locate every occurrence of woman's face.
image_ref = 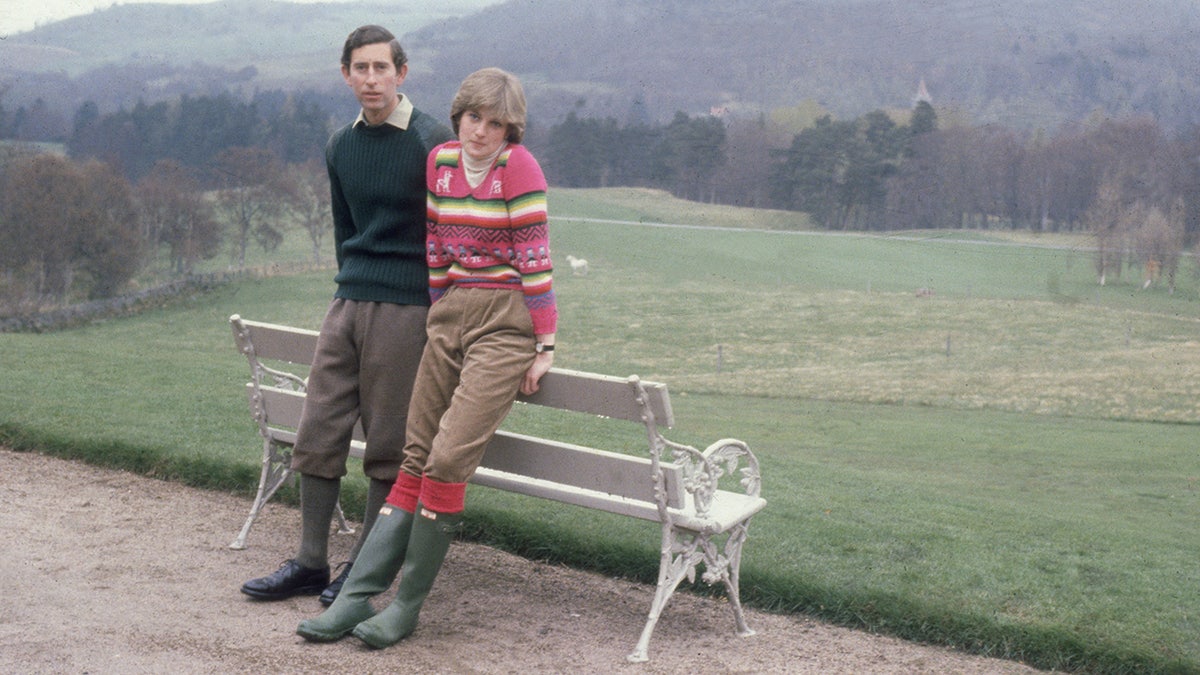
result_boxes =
[458,109,507,161]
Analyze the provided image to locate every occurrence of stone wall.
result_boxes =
[0,263,330,333]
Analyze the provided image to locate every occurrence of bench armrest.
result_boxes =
[662,437,761,517]
[628,375,760,521]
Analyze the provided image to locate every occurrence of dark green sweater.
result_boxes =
[325,107,453,305]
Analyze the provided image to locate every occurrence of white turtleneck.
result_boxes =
[462,143,507,188]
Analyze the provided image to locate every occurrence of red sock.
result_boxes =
[384,471,422,513]
[419,476,467,514]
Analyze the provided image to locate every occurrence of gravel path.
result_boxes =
[0,448,1044,674]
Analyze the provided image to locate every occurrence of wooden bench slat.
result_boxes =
[253,384,365,443]
[469,469,665,522]
[234,316,320,365]
[480,431,685,509]
[516,368,674,427]
[236,312,674,429]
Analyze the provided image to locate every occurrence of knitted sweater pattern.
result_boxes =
[326,108,453,306]
[425,142,557,335]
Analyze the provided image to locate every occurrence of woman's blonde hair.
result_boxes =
[450,67,527,144]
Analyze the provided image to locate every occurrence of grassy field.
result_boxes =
[2,188,1199,673]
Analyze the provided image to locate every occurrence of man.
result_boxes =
[241,25,453,606]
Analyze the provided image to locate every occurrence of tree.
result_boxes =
[841,110,903,228]
[772,115,855,226]
[545,112,617,187]
[1130,201,1185,293]
[172,94,258,169]
[0,154,141,306]
[137,160,221,276]
[0,86,11,140]
[259,92,332,164]
[282,160,332,265]
[74,160,142,298]
[886,129,957,230]
[772,111,905,229]
[714,115,791,210]
[1082,180,1184,289]
[0,153,72,305]
[11,98,69,142]
[211,147,287,268]
[909,100,938,138]
[1176,124,1200,247]
[658,112,727,202]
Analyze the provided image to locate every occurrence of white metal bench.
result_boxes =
[228,313,766,662]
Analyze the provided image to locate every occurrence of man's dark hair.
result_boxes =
[340,25,407,70]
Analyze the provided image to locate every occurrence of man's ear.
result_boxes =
[395,63,409,87]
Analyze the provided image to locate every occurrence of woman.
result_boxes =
[297,67,556,649]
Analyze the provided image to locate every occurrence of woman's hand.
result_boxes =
[521,351,554,395]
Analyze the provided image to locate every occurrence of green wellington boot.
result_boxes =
[351,506,461,649]
[296,505,415,642]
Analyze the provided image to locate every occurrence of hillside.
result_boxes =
[408,0,1200,130]
[2,0,1199,132]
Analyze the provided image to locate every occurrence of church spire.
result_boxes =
[913,78,932,106]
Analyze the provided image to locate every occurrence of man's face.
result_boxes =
[341,42,407,124]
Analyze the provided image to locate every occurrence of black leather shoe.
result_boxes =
[318,561,353,606]
[241,559,330,600]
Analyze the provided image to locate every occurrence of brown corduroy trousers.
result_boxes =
[400,287,536,485]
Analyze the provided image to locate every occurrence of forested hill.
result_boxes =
[3,0,1199,133]
[407,0,1200,131]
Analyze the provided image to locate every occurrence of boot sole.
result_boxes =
[351,623,414,650]
[351,626,392,650]
[296,623,354,642]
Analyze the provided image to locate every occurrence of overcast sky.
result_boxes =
[0,0,355,37]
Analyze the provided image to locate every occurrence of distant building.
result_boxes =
[913,78,932,106]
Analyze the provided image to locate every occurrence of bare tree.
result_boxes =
[211,147,287,269]
[1131,201,1185,293]
[715,117,790,211]
[281,159,332,265]
[138,160,221,276]
[1086,179,1128,286]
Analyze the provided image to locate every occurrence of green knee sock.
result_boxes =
[296,473,340,569]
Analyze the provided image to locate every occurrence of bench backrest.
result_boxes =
[232,314,685,510]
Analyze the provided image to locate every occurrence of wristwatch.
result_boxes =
[535,342,555,353]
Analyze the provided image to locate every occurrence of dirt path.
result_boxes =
[0,448,1043,674]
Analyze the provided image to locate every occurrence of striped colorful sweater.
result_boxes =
[425,141,557,335]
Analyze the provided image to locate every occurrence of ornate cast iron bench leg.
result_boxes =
[628,527,697,662]
[627,522,757,662]
[229,436,353,549]
[712,521,756,639]
[230,438,294,549]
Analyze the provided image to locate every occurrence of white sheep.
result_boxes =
[565,255,589,276]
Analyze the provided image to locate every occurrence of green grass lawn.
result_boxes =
[3,188,1199,673]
